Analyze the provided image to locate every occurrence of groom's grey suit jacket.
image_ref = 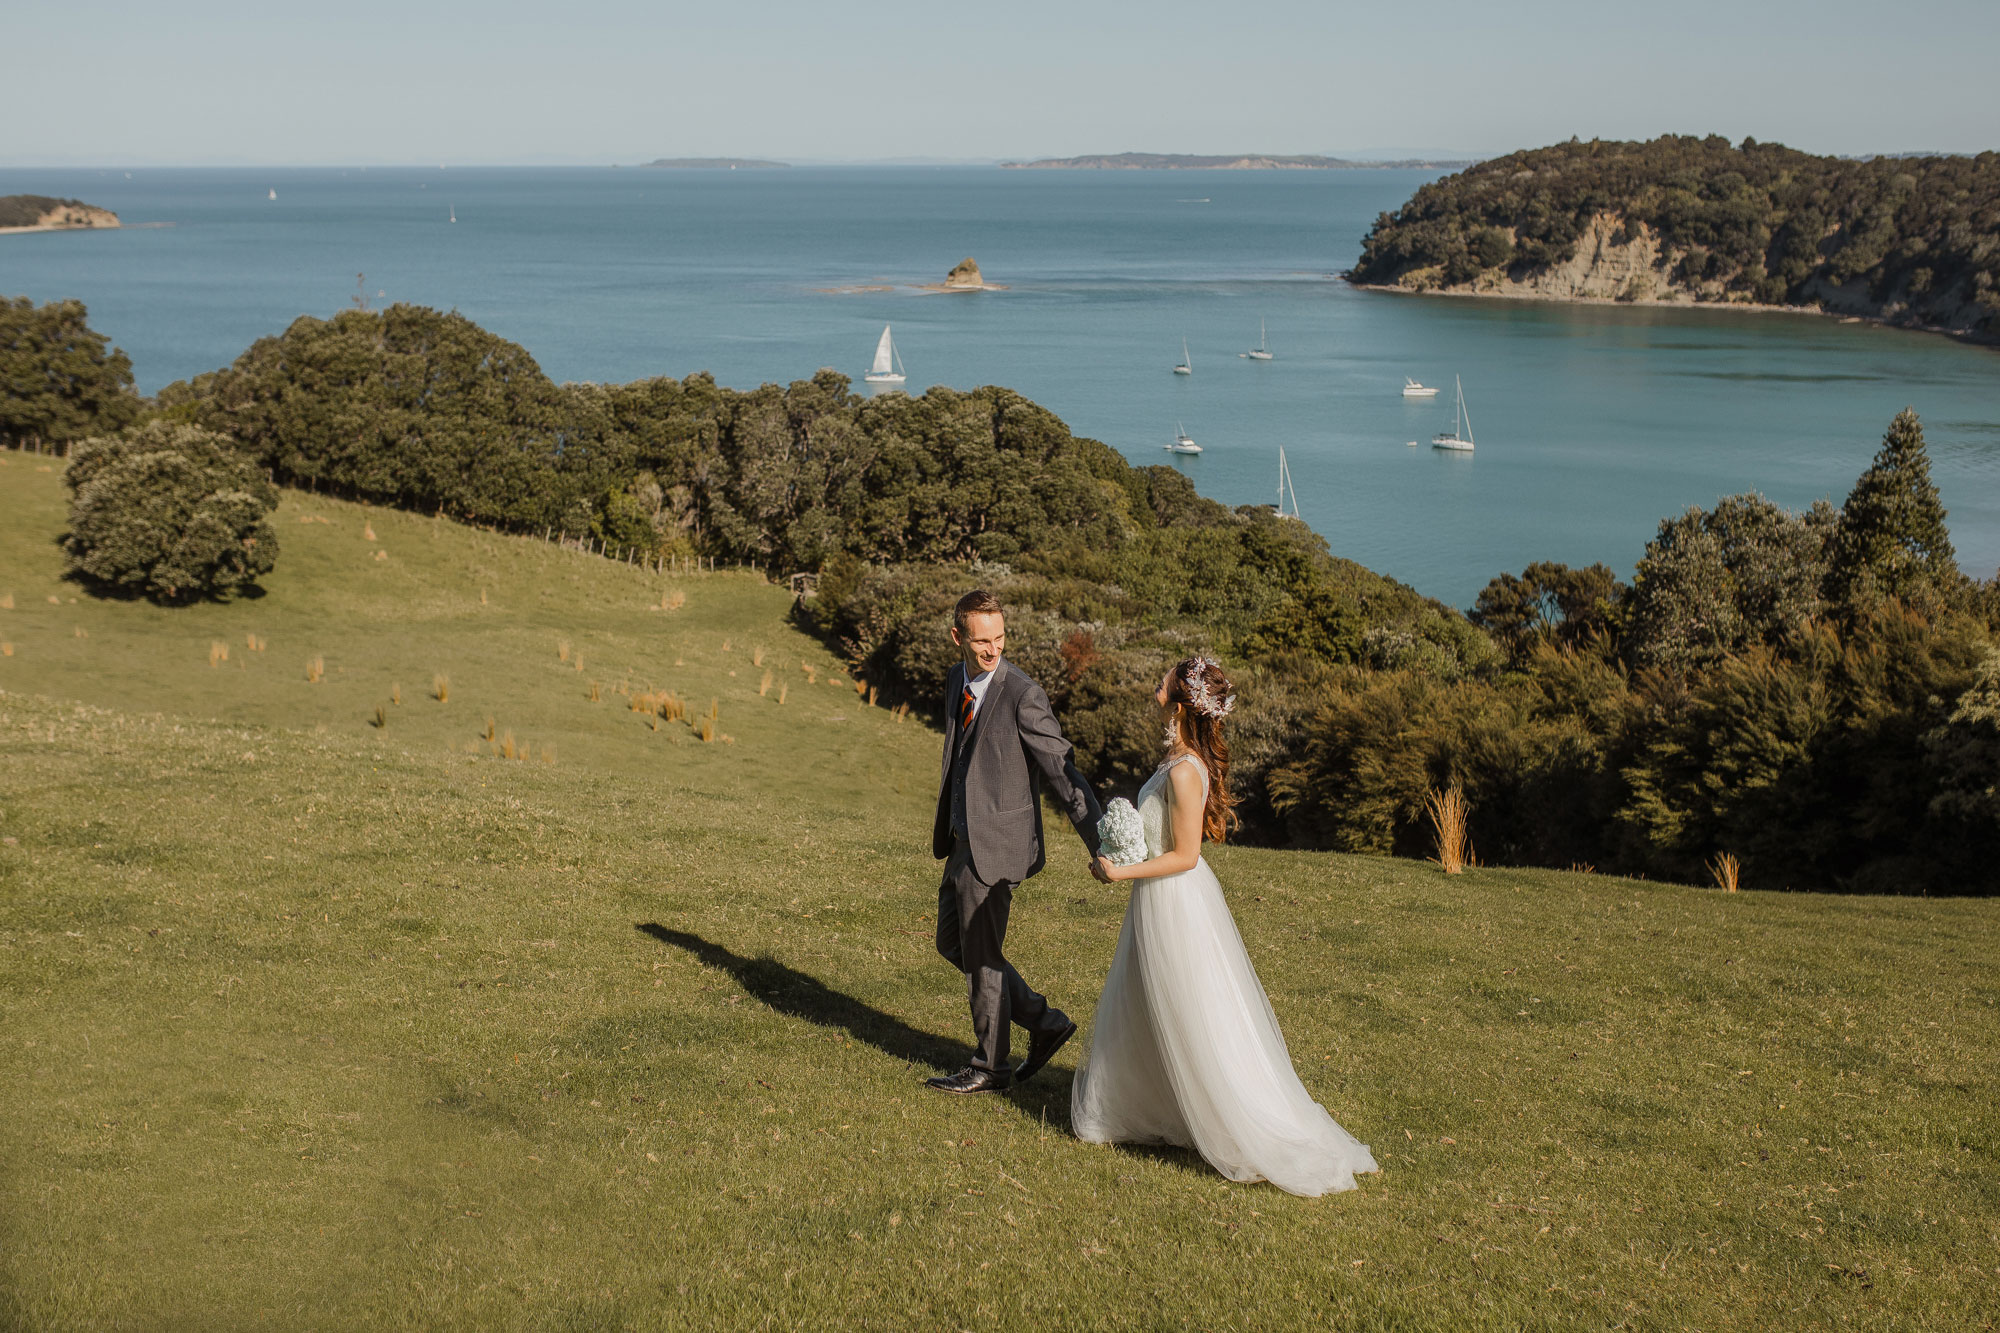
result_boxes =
[933,658,1103,885]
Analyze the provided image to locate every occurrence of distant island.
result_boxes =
[0,195,120,234]
[640,158,788,169]
[1003,153,1472,170]
[1346,135,2000,344]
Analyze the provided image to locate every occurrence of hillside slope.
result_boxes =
[2,462,1995,1329]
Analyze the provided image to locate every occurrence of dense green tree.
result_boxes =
[1622,494,1836,673]
[0,296,141,452]
[62,421,279,601]
[1826,408,1965,611]
[1471,561,1623,657]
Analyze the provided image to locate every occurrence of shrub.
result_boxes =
[62,422,279,601]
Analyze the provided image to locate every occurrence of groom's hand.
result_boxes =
[1089,854,1117,884]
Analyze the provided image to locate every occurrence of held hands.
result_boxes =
[1089,853,1122,884]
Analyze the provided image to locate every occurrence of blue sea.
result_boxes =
[5,165,1998,606]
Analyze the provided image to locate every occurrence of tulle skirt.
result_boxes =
[1071,857,1379,1197]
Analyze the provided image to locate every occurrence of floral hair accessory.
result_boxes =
[1182,656,1236,720]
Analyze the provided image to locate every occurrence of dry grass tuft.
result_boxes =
[1709,852,1741,893]
[73,626,88,639]
[632,691,688,725]
[867,684,878,707]
[777,683,787,705]
[432,673,449,703]
[363,523,376,541]
[208,641,229,668]
[759,669,773,697]
[853,678,866,697]
[480,587,488,605]
[0,593,12,610]
[306,656,325,684]
[46,595,59,604]
[390,682,402,706]
[1425,783,1474,875]
[558,639,571,663]
[721,638,731,653]
[804,663,818,684]
[370,705,387,729]
[588,680,601,702]
[540,744,555,765]
[484,717,496,742]
[373,549,388,562]
[500,731,519,760]
[752,646,766,667]
[1,643,12,658]
[245,633,266,652]
[573,655,584,673]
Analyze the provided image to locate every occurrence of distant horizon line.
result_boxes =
[0,153,1485,171]
[5,143,1989,172]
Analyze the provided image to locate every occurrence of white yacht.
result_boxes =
[1244,319,1273,361]
[1164,423,1201,455]
[1432,377,1475,452]
[863,325,907,385]
[1173,337,1192,376]
[1402,377,1439,398]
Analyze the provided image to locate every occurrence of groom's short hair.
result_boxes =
[954,589,1003,632]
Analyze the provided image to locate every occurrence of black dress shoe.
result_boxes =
[1012,1020,1078,1085]
[926,1066,1012,1095]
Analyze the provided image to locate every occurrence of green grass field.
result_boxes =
[2,454,1995,1331]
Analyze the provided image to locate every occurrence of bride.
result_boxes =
[1073,656,1379,1196]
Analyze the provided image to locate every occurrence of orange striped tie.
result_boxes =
[960,684,975,732]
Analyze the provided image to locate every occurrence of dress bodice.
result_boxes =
[1136,753,1209,860]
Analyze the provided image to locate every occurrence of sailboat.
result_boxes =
[1276,447,1300,518]
[267,188,277,201]
[863,324,906,385]
[1173,337,1192,375]
[1164,422,1201,455]
[1431,376,1475,452]
[449,203,456,223]
[1244,319,1273,360]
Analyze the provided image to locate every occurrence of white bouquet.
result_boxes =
[1097,798,1147,867]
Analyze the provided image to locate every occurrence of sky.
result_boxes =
[8,0,1998,165]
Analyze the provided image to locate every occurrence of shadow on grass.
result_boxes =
[636,923,1080,1131]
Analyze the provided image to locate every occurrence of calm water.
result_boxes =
[5,165,1998,606]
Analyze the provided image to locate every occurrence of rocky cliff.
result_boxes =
[1345,136,2000,343]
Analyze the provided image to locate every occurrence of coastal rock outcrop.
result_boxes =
[1345,135,2000,342]
[0,196,120,233]
[944,257,985,290]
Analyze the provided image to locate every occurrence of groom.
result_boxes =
[928,589,1103,1095]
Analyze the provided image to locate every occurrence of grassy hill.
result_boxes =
[1,456,1995,1330]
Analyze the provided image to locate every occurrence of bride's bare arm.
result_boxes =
[1094,761,1204,882]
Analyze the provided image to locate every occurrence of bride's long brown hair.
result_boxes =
[1165,656,1238,843]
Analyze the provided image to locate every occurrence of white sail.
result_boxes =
[871,325,895,377]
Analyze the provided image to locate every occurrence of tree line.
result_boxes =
[11,296,1998,891]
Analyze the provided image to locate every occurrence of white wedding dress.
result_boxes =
[1071,753,1379,1196]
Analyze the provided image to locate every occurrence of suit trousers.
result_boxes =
[936,840,1066,1072]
